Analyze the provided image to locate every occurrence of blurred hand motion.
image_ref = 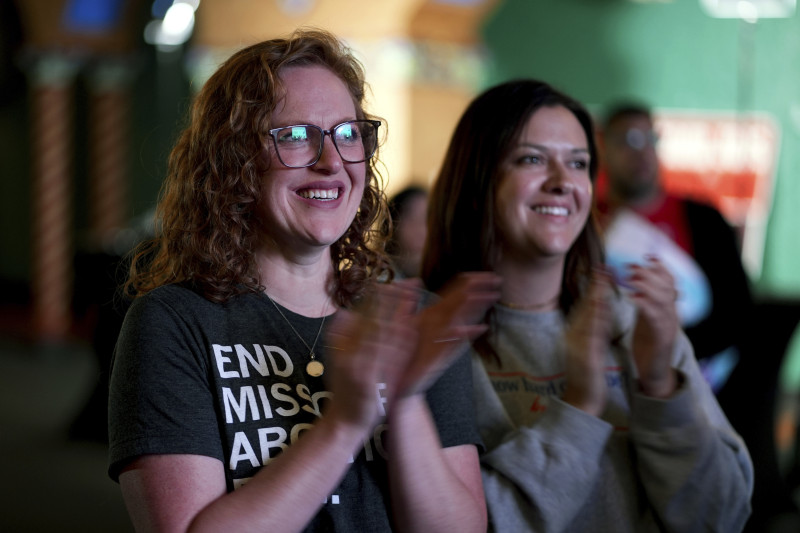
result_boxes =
[563,268,614,415]
[324,272,501,420]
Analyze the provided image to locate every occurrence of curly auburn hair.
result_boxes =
[125,28,391,307]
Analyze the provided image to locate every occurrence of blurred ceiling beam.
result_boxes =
[193,0,428,47]
[14,0,145,54]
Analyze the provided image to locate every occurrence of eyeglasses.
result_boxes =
[268,120,381,168]
[613,128,659,151]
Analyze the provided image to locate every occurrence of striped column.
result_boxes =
[29,55,80,342]
[87,61,134,246]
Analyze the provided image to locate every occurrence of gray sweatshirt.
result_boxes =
[473,299,753,533]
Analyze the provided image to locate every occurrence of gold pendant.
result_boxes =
[306,359,324,377]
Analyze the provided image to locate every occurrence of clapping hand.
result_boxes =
[562,268,614,416]
[625,256,679,398]
[396,272,501,397]
[323,272,500,430]
[323,282,420,431]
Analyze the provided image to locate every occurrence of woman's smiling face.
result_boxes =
[494,104,593,265]
[257,65,366,253]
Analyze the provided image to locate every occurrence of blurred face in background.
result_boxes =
[394,192,428,277]
[602,113,661,203]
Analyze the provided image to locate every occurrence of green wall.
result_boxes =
[483,0,800,298]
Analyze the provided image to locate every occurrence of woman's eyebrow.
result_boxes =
[517,142,589,154]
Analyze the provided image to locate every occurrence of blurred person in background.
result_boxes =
[387,185,429,279]
[108,28,499,532]
[422,79,753,532]
[599,103,800,533]
[597,103,755,394]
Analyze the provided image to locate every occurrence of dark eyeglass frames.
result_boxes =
[268,119,381,168]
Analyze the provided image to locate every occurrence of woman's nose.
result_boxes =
[312,135,343,173]
[543,163,574,194]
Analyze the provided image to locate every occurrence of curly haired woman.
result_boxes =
[108,28,498,533]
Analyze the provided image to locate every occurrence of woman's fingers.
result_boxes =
[624,256,680,397]
[436,272,503,329]
[325,273,500,416]
[626,257,677,308]
[562,269,613,416]
[395,272,500,397]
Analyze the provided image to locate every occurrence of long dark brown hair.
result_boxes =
[422,79,604,315]
[125,28,390,307]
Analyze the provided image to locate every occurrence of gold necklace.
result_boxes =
[265,294,327,377]
[498,294,560,311]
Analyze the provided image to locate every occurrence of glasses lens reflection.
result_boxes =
[273,120,379,168]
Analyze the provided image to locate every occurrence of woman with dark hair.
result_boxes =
[387,185,429,279]
[108,28,498,532]
[422,79,753,532]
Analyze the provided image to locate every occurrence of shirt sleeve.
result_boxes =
[481,398,614,532]
[629,331,754,532]
[107,289,224,481]
[683,202,755,360]
[425,347,483,450]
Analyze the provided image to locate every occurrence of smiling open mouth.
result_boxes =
[532,206,569,216]
[298,188,340,200]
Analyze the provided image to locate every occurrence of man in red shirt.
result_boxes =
[597,103,754,393]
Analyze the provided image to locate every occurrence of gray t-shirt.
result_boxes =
[108,283,480,532]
